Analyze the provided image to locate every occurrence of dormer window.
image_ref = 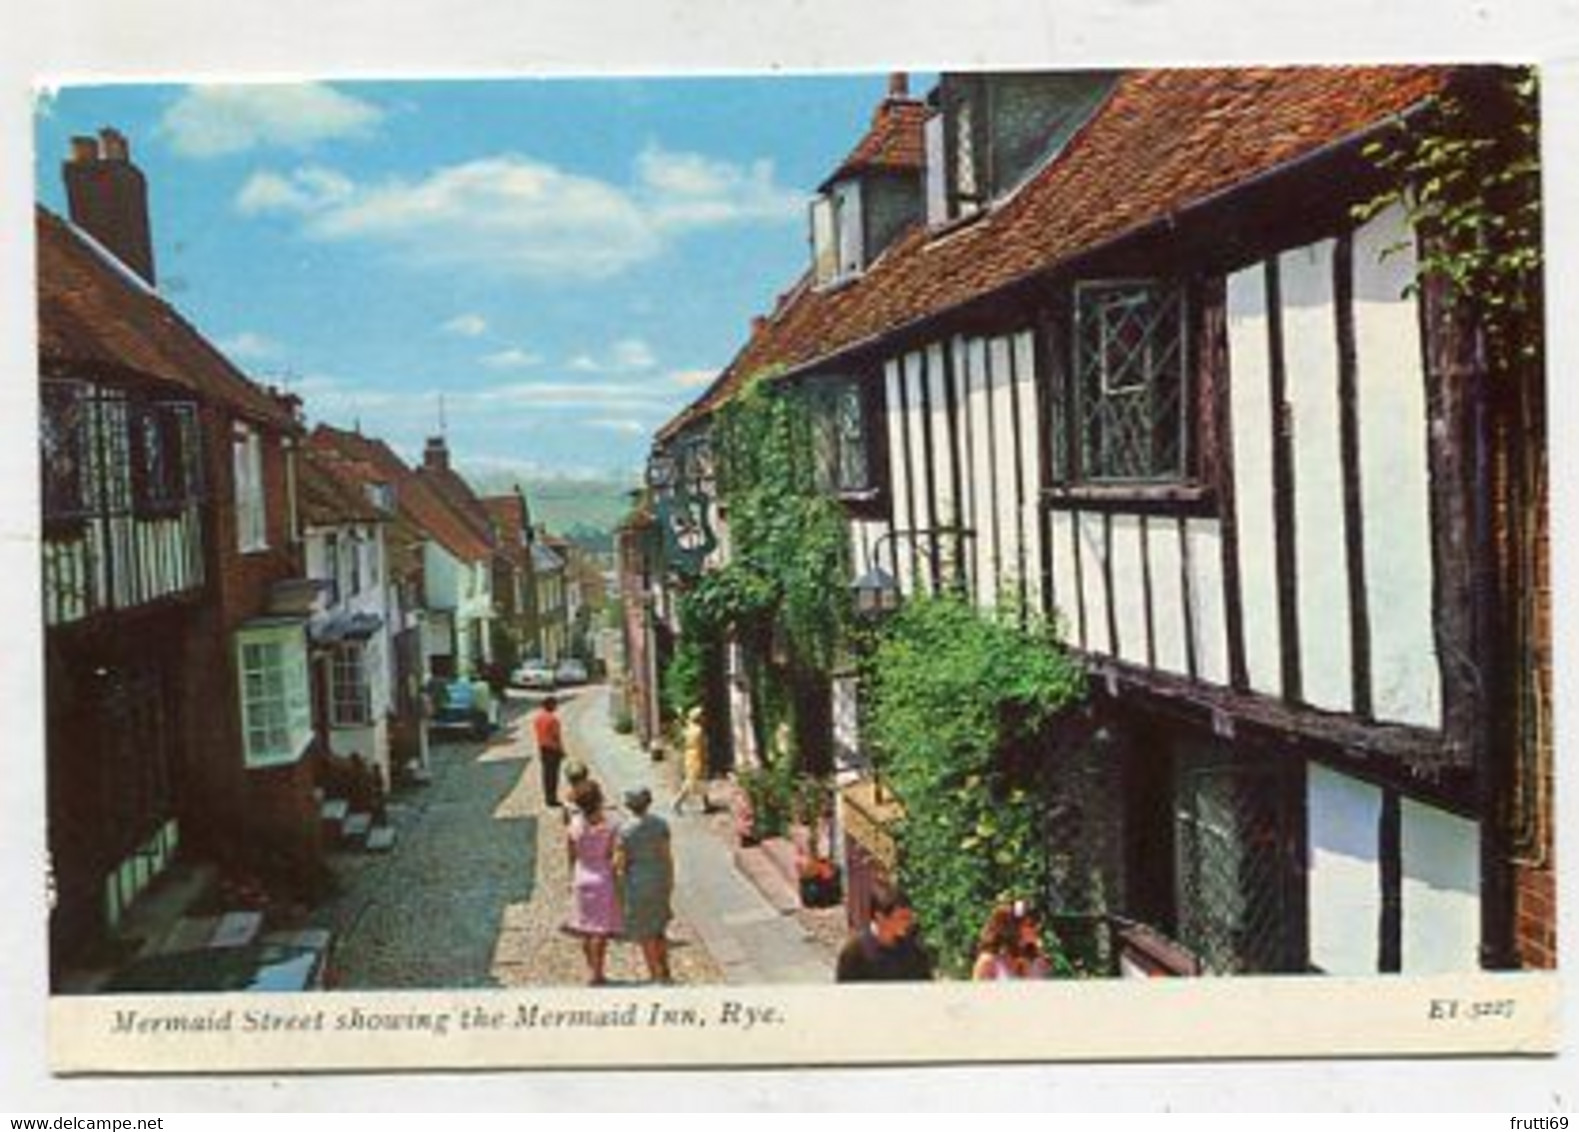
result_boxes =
[927,71,1119,228]
[810,179,865,287]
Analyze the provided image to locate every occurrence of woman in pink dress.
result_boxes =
[564,781,623,984]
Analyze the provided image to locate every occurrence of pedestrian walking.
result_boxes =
[563,780,623,985]
[835,885,934,982]
[534,696,566,810]
[615,786,675,983]
[672,706,711,814]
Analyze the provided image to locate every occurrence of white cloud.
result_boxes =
[669,367,717,389]
[636,144,804,230]
[236,166,353,215]
[480,348,541,370]
[218,330,280,360]
[161,84,383,158]
[611,337,657,370]
[443,313,488,338]
[588,418,650,435]
[235,144,803,281]
[566,337,658,374]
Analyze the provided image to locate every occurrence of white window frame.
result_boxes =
[330,641,373,728]
[233,424,268,552]
[236,623,312,768]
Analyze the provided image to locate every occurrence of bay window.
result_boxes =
[236,622,312,768]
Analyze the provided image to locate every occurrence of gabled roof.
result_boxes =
[36,206,299,432]
[531,542,564,573]
[661,65,1453,440]
[309,424,493,566]
[821,95,928,190]
[482,495,532,568]
[299,446,383,527]
[417,461,496,550]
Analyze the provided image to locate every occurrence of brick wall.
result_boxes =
[176,405,320,880]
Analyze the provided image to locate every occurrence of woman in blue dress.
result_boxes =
[616,786,674,983]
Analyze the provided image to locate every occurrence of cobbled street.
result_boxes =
[312,684,755,989]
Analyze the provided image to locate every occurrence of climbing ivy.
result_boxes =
[1353,67,1542,378]
[862,595,1087,976]
[665,374,853,761]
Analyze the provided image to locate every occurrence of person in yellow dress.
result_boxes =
[672,706,711,814]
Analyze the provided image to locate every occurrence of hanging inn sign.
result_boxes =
[646,433,718,578]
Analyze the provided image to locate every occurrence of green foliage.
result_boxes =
[863,595,1087,976]
[661,636,706,720]
[735,759,801,841]
[1353,67,1542,377]
[710,376,852,673]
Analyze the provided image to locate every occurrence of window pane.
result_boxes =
[1076,282,1186,482]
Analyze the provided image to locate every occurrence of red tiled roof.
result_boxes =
[309,424,493,565]
[36,206,299,432]
[822,96,928,189]
[416,462,496,549]
[661,66,1453,440]
[482,495,531,567]
[299,446,383,527]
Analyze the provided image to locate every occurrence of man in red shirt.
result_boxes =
[533,696,566,809]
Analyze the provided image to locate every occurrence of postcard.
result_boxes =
[5,0,1574,1110]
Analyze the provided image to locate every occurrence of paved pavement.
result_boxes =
[557,684,841,985]
[313,682,839,989]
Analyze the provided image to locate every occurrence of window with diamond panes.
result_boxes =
[1074,282,1187,483]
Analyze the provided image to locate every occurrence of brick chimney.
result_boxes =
[888,72,910,100]
[63,128,157,286]
[423,435,450,472]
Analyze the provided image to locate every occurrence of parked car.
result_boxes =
[511,660,557,691]
[428,678,499,740]
[554,658,589,686]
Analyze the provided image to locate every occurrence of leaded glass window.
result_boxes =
[1074,281,1187,482]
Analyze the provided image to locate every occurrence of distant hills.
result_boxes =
[463,470,641,551]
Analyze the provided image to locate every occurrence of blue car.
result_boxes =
[428,679,499,741]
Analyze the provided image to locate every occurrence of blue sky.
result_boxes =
[34,75,912,482]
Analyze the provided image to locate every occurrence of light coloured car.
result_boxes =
[554,658,589,686]
[512,661,557,691]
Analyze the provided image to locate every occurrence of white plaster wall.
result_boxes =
[1076,511,1112,656]
[1148,518,1189,677]
[882,358,914,595]
[1307,762,1382,975]
[1355,205,1442,730]
[1013,330,1044,614]
[951,336,979,602]
[1401,799,1481,973]
[926,342,958,578]
[1050,509,1082,646]
[1184,520,1229,686]
[1110,514,1148,665]
[989,335,1020,605]
[1280,239,1353,714]
[1227,262,1283,697]
[966,337,998,606]
[903,349,932,593]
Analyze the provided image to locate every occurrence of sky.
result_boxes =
[33,75,913,482]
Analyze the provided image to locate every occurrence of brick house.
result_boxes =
[39,132,323,980]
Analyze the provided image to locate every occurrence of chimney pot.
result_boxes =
[888,72,909,99]
[62,126,156,286]
[99,127,130,161]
